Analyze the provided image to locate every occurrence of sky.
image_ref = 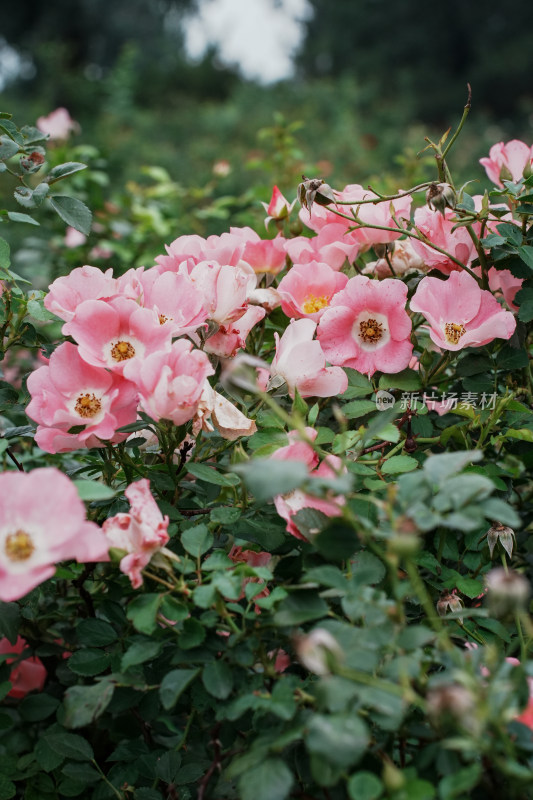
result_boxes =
[182,0,312,84]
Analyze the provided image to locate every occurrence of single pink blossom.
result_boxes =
[187,260,255,327]
[410,206,478,274]
[103,479,169,589]
[135,339,214,426]
[138,269,208,336]
[285,224,361,271]
[63,296,172,377]
[64,227,87,248]
[204,305,266,358]
[488,268,522,312]
[262,185,296,227]
[26,342,138,453]
[317,276,413,377]
[0,468,110,602]
[44,265,117,322]
[480,140,533,186]
[277,260,348,321]
[229,227,287,276]
[270,318,348,398]
[410,271,516,351]
[155,232,247,274]
[0,637,47,699]
[36,108,79,141]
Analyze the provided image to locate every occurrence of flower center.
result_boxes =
[5,530,35,562]
[75,392,102,418]
[158,314,171,325]
[444,322,466,345]
[111,340,135,362]
[359,318,384,344]
[302,294,329,314]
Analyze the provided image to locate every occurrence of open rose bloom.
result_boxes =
[410,271,516,351]
[0,469,109,601]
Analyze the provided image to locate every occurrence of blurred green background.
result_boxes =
[1,0,533,282]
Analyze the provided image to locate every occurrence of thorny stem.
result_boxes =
[331,182,432,206]
[441,84,472,161]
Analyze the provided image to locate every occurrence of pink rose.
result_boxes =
[0,637,47,699]
[104,479,169,589]
[410,271,516,351]
[44,265,117,322]
[317,275,413,377]
[277,260,348,321]
[155,232,247,274]
[229,227,287,276]
[285,223,361,271]
[204,305,266,359]
[270,318,348,398]
[36,108,79,141]
[480,140,533,186]
[410,206,478,274]
[0,468,109,602]
[134,340,214,426]
[261,185,296,226]
[26,342,138,453]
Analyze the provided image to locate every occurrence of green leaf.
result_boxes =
[186,462,240,486]
[202,661,233,699]
[181,523,214,558]
[424,450,482,484]
[0,136,19,161]
[518,245,533,268]
[178,618,206,649]
[48,195,92,235]
[63,680,115,729]
[315,520,359,562]
[126,594,162,635]
[306,713,369,769]
[0,237,10,270]
[234,458,309,503]
[159,668,199,710]
[342,399,377,419]
[239,758,293,800]
[439,763,481,799]
[73,479,116,501]
[19,694,60,721]
[381,455,418,475]
[274,590,328,626]
[347,771,383,800]
[0,776,16,800]
[48,162,87,183]
[341,368,373,399]
[68,649,111,677]
[0,602,20,643]
[6,211,39,225]
[497,222,523,245]
[77,619,117,647]
[209,506,241,525]
[45,732,94,761]
[159,596,188,622]
[34,737,65,772]
[121,640,162,671]
[351,551,386,587]
[379,369,421,391]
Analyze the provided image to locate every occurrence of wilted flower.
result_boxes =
[436,590,464,621]
[486,522,515,559]
[294,628,344,675]
[426,182,457,214]
[297,175,336,217]
[485,568,530,618]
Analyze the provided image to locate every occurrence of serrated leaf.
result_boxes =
[73,479,116,501]
[49,195,92,235]
[63,680,115,729]
[239,758,293,800]
[202,661,233,699]
[0,136,19,161]
[126,594,162,635]
[181,523,214,557]
[6,211,39,225]
[48,162,87,183]
[159,668,199,710]
[381,454,418,474]
[186,462,240,486]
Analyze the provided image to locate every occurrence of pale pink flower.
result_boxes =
[410,206,478,274]
[213,159,231,177]
[317,276,413,377]
[186,260,254,327]
[229,227,287,276]
[155,232,247,274]
[134,339,214,426]
[410,271,516,351]
[0,637,47,699]
[277,261,348,321]
[300,183,412,247]
[0,468,109,602]
[64,227,87,248]
[480,140,533,186]
[270,318,348,398]
[103,479,169,589]
[247,287,281,313]
[26,342,138,453]
[285,224,361,271]
[262,185,296,226]
[63,296,172,377]
[204,305,266,358]
[270,429,345,540]
[138,269,208,336]
[36,108,79,141]
[363,239,426,278]
[45,265,117,322]
[488,268,522,311]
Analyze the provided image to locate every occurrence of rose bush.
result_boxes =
[1,107,533,800]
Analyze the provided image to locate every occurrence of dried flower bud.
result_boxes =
[426,182,456,215]
[485,568,530,618]
[294,628,344,675]
[426,684,475,727]
[297,175,336,217]
[436,590,464,622]
[486,521,515,559]
[20,151,45,174]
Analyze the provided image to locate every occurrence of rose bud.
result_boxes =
[426,182,456,215]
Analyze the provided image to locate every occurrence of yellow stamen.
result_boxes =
[444,322,466,345]
[302,294,329,314]
[75,393,102,418]
[359,318,384,344]
[5,530,35,562]
[111,340,135,362]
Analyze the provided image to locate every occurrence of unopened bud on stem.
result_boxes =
[426,182,456,215]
